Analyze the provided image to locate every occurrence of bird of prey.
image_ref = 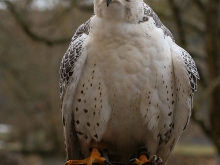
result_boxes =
[59,0,199,165]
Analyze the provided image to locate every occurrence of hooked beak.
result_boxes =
[106,0,112,7]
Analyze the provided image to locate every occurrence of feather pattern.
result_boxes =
[59,17,92,160]
[140,2,199,93]
[59,1,199,164]
[179,48,200,92]
[59,17,92,102]
[140,3,174,41]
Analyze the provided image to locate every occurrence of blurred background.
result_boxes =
[0,0,219,165]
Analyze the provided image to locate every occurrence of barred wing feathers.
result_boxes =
[59,17,92,160]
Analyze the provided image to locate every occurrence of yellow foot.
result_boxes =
[65,148,112,165]
[130,154,163,165]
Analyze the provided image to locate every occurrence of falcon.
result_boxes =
[59,0,199,165]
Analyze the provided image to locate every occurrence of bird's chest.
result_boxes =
[73,24,173,149]
[83,18,170,95]
[84,26,170,95]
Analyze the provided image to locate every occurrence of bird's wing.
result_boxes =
[142,2,199,88]
[142,2,199,163]
[59,17,92,160]
[141,2,174,41]
[156,41,199,163]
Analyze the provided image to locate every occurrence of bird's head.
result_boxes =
[94,0,144,23]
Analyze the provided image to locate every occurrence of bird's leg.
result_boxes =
[128,147,163,165]
[65,141,112,165]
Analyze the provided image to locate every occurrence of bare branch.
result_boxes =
[191,0,205,11]
[183,18,206,34]
[167,0,186,47]
[202,77,220,101]
[74,0,93,11]
[4,1,71,46]
[34,1,92,27]
[191,112,211,138]
[192,76,220,139]
[155,8,206,34]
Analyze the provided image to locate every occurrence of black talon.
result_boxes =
[104,160,113,165]
[151,156,163,165]
[101,148,112,165]
[126,158,136,165]
[101,149,112,165]
[155,157,163,165]
[137,147,150,159]
[102,148,109,161]
[152,157,156,165]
